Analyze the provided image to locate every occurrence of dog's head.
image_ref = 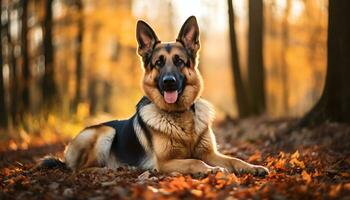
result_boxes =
[136,16,203,112]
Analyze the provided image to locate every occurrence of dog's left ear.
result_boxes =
[177,16,200,55]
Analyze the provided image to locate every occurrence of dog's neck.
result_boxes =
[137,97,215,136]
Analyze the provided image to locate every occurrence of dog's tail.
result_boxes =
[35,155,67,170]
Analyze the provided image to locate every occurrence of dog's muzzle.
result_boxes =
[158,73,185,104]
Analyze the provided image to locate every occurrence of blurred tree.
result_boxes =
[247,0,266,115]
[227,0,250,118]
[7,1,19,123]
[0,0,8,128]
[20,0,30,113]
[72,0,84,112]
[300,0,350,126]
[87,23,100,116]
[88,79,98,115]
[280,0,291,114]
[42,0,57,108]
[306,1,326,103]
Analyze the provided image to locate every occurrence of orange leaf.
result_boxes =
[190,189,203,197]
[312,170,321,177]
[339,172,350,177]
[329,184,342,198]
[344,183,350,191]
[248,151,261,162]
[301,170,312,184]
[2,168,11,176]
[275,158,287,170]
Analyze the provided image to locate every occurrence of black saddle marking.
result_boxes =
[103,116,146,167]
[102,97,153,167]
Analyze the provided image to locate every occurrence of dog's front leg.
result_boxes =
[157,159,225,174]
[203,152,269,176]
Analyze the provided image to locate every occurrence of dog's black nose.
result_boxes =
[163,75,176,85]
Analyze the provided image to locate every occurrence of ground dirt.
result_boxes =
[1,118,350,199]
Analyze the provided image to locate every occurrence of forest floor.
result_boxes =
[1,118,350,200]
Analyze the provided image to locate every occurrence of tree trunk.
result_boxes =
[0,0,8,128]
[280,0,291,114]
[21,0,30,113]
[299,0,350,126]
[73,0,84,112]
[42,0,57,108]
[247,0,266,115]
[227,0,250,118]
[88,78,98,115]
[6,2,19,123]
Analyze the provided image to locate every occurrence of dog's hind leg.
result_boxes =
[64,126,116,170]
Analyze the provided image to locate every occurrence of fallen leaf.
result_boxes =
[291,150,300,159]
[339,172,350,178]
[329,184,342,198]
[2,168,11,176]
[290,151,305,169]
[344,183,350,191]
[191,189,203,197]
[248,151,261,162]
[275,158,287,170]
[301,170,312,184]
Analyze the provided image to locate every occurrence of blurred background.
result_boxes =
[0,0,327,150]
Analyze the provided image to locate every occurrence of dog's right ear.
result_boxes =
[136,20,159,58]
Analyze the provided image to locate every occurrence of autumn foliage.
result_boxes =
[1,119,350,199]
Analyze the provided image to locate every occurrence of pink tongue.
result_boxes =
[164,91,178,104]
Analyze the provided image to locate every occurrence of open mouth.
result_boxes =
[158,74,185,104]
[163,90,178,104]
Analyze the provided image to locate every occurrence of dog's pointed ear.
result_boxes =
[177,16,200,55]
[136,20,159,58]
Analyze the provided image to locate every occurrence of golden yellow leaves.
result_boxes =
[290,150,305,169]
[266,150,316,185]
[267,150,306,171]
[157,172,239,198]
[266,151,288,171]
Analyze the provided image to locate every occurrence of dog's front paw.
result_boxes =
[208,166,229,174]
[193,166,229,179]
[239,165,269,177]
[251,165,269,177]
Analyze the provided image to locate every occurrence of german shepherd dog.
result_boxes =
[42,16,268,176]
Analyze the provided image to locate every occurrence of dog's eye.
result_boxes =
[173,55,184,67]
[155,56,165,67]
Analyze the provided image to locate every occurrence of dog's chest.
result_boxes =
[138,99,215,159]
[151,111,201,159]
[156,110,195,136]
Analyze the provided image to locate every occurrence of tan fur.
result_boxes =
[64,126,118,170]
